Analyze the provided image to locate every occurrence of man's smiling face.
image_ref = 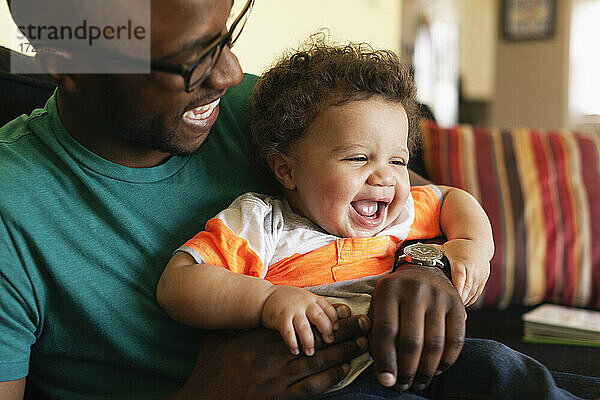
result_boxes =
[77,0,244,158]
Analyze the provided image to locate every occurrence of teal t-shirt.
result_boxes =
[0,74,277,399]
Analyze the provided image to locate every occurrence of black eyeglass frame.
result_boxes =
[150,0,254,92]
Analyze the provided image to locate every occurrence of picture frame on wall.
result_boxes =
[502,0,556,41]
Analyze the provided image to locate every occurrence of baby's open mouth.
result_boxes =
[351,200,389,219]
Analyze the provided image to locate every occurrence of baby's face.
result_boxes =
[282,97,411,238]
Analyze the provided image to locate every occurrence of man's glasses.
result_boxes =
[151,0,254,92]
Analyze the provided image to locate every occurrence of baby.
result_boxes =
[157,39,493,390]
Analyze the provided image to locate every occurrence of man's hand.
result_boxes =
[167,305,370,400]
[261,286,339,356]
[369,265,466,392]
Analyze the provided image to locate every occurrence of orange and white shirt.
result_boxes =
[178,185,443,287]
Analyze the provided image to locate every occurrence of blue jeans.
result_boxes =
[318,338,600,400]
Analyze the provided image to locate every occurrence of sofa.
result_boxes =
[417,118,600,374]
[1,45,598,396]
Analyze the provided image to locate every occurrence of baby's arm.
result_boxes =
[157,251,338,356]
[437,186,494,306]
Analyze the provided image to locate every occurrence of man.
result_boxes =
[1,1,598,399]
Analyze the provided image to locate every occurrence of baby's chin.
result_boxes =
[317,210,401,238]
[343,215,401,238]
[331,225,389,239]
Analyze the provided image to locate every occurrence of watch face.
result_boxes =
[404,243,443,262]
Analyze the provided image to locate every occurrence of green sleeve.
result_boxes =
[0,218,40,381]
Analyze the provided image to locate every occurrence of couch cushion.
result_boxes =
[421,121,600,309]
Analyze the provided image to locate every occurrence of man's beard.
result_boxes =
[98,85,211,157]
[118,113,211,156]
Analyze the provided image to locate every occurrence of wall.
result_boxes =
[0,1,402,76]
[458,0,497,101]
[490,0,571,130]
[233,0,402,75]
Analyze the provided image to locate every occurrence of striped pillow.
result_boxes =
[421,121,600,309]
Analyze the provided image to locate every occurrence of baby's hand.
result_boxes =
[441,240,491,307]
[261,286,338,356]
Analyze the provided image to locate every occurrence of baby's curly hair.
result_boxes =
[249,35,419,167]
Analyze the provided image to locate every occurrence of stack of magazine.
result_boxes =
[522,303,600,347]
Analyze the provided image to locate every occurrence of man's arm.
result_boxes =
[2,306,368,400]
[369,265,466,391]
[0,378,25,400]
[163,307,371,400]
[0,243,37,400]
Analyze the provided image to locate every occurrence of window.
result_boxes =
[413,20,459,128]
[569,0,600,127]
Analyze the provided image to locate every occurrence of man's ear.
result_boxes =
[35,50,82,93]
[267,153,296,190]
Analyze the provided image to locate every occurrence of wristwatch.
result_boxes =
[394,243,451,278]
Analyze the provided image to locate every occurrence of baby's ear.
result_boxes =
[267,153,296,190]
